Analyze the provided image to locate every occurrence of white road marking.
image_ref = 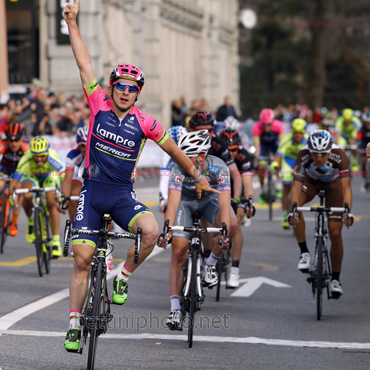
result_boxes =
[0,246,164,331]
[231,277,291,297]
[2,329,370,350]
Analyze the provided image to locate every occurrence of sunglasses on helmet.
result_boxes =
[310,150,330,157]
[114,82,140,93]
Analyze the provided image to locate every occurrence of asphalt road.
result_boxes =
[0,175,369,370]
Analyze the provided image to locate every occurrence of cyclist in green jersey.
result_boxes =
[271,118,308,229]
[11,136,65,258]
[335,108,361,171]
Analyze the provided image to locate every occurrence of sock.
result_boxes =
[170,295,181,311]
[331,271,340,281]
[117,263,133,282]
[298,241,309,254]
[52,235,60,241]
[11,214,19,225]
[205,252,219,266]
[232,260,240,268]
[28,216,34,225]
[69,310,81,329]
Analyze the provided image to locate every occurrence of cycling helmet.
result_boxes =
[109,64,145,90]
[178,130,211,156]
[292,118,307,133]
[308,130,333,151]
[189,111,215,129]
[224,116,240,130]
[30,136,50,155]
[361,112,370,123]
[342,108,353,121]
[260,108,274,124]
[76,125,89,143]
[5,123,24,141]
[219,128,242,147]
[168,125,188,145]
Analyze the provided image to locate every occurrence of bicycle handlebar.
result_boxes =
[59,192,80,211]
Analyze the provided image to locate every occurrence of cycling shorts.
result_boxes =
[72,180,152,247]
[299,176,344,223]
[260,142,278,160]
[172,193,221,239]
[21,172,61,188]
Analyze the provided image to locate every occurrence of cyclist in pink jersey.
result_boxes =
[63,0,217,352]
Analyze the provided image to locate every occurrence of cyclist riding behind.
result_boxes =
[218,128,255,288]
[0,123,29,236]
[158,130,235,331]
[253,108,284,204]
[288,130,354,299]
[334,108,361,172]
[158,125,188,213]
[271,118,308,229]
[357,112,370,193]
[60,125,88,219]
[63,0,216,352]
[11,136,65,257]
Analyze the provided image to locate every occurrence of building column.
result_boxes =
[0,0,9,103]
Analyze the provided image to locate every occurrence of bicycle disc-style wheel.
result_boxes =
[34,208,45,277]
[316,236,324,320]
[87,263,103,370]
[0,192,8,254]
[188,251,197,348]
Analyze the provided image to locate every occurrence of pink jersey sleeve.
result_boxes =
[272,119,284,135]
[132,106,168,145]
[252,121,263,138]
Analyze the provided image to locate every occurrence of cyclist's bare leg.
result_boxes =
[123,213,159,272]
[169,238,189,295]
[69,244,94,311]
[231,207,245,261]
[328,220,344,272]
[282,183,291,213]
[0,180,5,194]
[21,181,34,217]
[46,190,60,235]
[68,180,82,220]
[258,162,267,188]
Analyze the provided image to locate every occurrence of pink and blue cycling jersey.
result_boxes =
[83,80,169,184]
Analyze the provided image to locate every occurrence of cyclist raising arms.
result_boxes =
[288,130,354,299]
[158,130,235,330]
[253,108,284,204]
[11,136,65,257]
[0,123,29,236]
[63,0,215,351]
[218,128,255,288]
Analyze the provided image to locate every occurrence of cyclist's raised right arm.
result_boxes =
[64,0,96,86]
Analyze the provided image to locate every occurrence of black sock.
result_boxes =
[331,271,340,281]
[232,260,240,268]
[298,241,309,254]
[203,249,211,258]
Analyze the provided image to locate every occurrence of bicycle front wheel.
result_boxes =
[316,236,324,321]
[34,208,45,277]
[42,212,51,274]
[215,257,222,302]
[267,172,273,221]
[87,263,103,370]
[0,192,8,254]
[188,251,197,348]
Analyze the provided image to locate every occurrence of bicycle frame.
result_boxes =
[0,176,13,254]
[63,215,141,369]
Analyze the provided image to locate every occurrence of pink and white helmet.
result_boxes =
[260,108,274,124]
[109,64,145,90]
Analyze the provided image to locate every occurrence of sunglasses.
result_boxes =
[114,82,140,93]
[310,150,330,157]
[228,146,239,152]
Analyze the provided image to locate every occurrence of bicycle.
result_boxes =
[163,213,227,348]
[343,144,358,175]
[13,186,57,277]
[0,175,13,253]
[63,215,141,370]
[292,190,349,320]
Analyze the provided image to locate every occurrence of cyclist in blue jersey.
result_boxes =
[63,0,216,352]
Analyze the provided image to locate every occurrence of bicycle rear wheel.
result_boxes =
[34,208,45,277]
[0,192,8,254]
[87,263,103,370]
[316,236,324,321]
[188,251,197,348]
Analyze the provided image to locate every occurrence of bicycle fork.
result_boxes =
[183,252,204,310]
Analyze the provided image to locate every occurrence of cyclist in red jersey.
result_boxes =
[0,123,29,236]
[63,0,217,352]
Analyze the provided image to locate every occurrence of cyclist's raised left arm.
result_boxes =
[64,0,96,86]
